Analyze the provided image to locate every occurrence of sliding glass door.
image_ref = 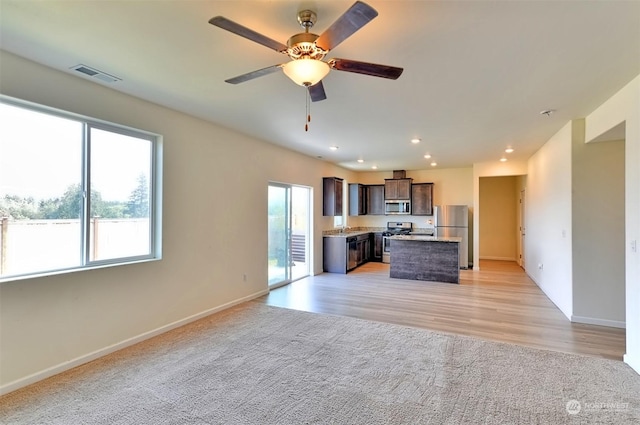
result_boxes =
[290,186,311,281]
[268,183,310,288]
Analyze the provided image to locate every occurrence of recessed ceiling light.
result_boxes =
[372,165,378,170]
[357,159,364,163]
[411,138,421,144]
[430,162,437,167]
[500,157,508,162]
[424,154,431,159]
[505,147,514,153]
[329,146,338,151]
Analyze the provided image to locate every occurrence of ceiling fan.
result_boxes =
[209,1,403,102]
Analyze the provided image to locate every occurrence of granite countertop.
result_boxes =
[323,227,437,238]
[323,230,376,238]
[323,227,385,238]
[389,235,462,243]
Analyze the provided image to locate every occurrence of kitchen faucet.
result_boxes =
[339,225,352,233]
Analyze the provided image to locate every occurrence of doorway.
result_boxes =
[268,183,311,288]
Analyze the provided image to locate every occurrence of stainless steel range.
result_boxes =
[382,221,413,263]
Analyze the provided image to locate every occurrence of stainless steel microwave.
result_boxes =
[385,200,411,215]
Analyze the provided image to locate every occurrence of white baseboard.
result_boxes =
[0,289,269,396]
[571,315,626,329]
[479,256,517,262]
[624,354,640,376]
[526,273,573,321]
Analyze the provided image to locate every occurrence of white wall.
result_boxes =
[524,74,640,373]
[525,123,574,319]
[571,119,625,327]
[584,75,640,373]
[0,51,357,392]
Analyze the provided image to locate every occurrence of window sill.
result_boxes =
[0,256,162,284]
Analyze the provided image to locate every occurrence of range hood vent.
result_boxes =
[70,64,121,83]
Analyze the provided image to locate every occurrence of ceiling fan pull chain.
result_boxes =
[305,86,310,131]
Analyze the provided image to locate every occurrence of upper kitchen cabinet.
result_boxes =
[349,183,366,216]
[385,178,412,200]
[366,184,385,215]
[411,183,434,215]
[323,177,343,216]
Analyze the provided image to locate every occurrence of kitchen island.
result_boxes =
[389,235,461,284]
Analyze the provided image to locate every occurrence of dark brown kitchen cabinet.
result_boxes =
[349,183,366,216]
[411,183,434,215]
[385,178,412,200]
[366,184,385,215]
[323,177,343,216]
[372,232,383,262]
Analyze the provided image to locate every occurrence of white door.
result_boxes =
[518,189,526,268]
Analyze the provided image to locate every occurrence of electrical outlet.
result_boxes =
[538,263,544,270]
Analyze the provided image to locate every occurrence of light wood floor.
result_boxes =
[257,260,625,360]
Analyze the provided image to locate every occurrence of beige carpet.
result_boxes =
[1,302,639,424]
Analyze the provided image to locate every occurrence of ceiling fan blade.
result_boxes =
[308,81,327,102]
[329,58,403,80]
[209,16,288,53]
[315,1,378,52]
[225,64,284,84]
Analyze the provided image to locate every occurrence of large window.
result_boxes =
[0,96,161,281]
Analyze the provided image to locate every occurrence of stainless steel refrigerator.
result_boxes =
[435,205,469,269]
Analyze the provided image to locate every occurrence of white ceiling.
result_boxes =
[1,0,639,171]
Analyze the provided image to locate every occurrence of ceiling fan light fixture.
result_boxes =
[283,59,330,86]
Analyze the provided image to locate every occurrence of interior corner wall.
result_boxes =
[585,74,640,374]
[571,118,625,327]
[479,176,517,261]
[525,123,573,320]
[0,50,355,393]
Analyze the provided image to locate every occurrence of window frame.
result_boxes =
[0,95,162,282]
